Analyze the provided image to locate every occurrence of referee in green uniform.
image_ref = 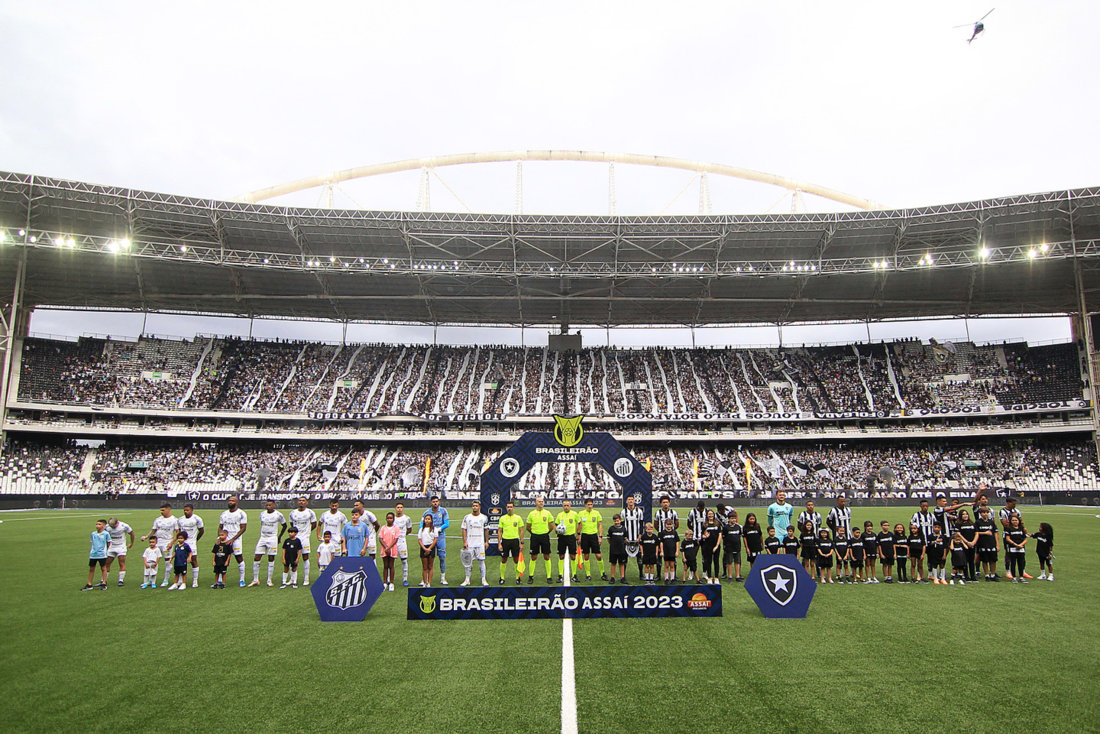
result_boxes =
[497,502,525,584]
[526,497,554,584]
[578,499,606,582]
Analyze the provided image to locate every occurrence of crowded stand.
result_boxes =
[2,435,1096,497]
[16,335,1087,417]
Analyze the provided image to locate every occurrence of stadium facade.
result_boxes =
[2,171,1100,505]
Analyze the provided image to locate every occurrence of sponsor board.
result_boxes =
[407,584,722,620]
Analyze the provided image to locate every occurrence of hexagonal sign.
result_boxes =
[311,556,385,622]
[743,554,816,619]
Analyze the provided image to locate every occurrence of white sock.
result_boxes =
[303,560,310,584]
[163,565,173,584]
[402,558,409,583]
[282,572,289,584]
[267,561,275,582]
[118,570,126,582]
[291,571,298,585]
[479,560,487,580]
[253,561,261,581]
[238,561,246,582]
[191,567,198,585]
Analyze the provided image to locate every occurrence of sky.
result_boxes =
[1,1,1094,347]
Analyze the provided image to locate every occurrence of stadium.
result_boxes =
[3,6,1100,734]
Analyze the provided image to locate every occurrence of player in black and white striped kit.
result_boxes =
[654,497,679,536]
[621,495,645,581]
[911,500,936,543]
[826,497,851,537]
[687,501,708,541]
[798,501,821,535]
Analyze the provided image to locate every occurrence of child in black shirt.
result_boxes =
[876,521,895,583]
[764,527,782,555]
[906,524,925,583]
[281,528,304,588]
[1031,522,1054,582]
[949,531,970,585]
[862,521,879,584]
[834,528,851,584]
[1004,516,1029,583]
[893,523,909,583]
[975,507,999,581]
[742,513,763,567]
[607,516,628,584]
[799,521,817,576]
[659,521,679,585]
[210,529,233,589]
[680,530,699,582]
[639,522,660,585]
[927,524,947,584]
[849,528,865,583]
[782,526,800,556]
[816,529,835,584]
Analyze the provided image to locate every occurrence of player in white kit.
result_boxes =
[177,504,205,588]
[141,503,180,588]
[352,500,381,558]
[250,501,286,587]
[318,499,348,552]
[105,517,134,586]
[218,496,249,587]
[289,496,318,586]
[460,501,490,587]
[393,502,414,587]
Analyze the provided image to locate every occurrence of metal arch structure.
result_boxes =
[231,150,886,212]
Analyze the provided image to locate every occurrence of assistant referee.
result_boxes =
[497,502,525,585]
[526,496,554,585]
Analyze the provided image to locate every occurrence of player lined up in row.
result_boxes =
[80,495,456,591]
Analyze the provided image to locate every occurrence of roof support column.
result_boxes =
[0,248,28,449]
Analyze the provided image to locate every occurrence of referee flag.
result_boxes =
[517,551,526,577]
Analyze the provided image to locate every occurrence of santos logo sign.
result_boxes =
[311,558,385,622]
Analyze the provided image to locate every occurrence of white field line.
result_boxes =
[561,548,578,734]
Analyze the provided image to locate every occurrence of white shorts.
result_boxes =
[107,546,127,558]
[468,546,486,561]
[230,537,243,555]
[157,541,172,558]
[255,538,279,556]
[298,541,311,555]
[186,541,199,558]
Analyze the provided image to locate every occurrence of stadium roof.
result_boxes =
[2,170,1100,327]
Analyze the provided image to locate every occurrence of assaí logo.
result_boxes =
[419,594,437,614]
[553,414,584,447]
[688,593,712,610]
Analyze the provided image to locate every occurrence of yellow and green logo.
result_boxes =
[553,414,585,448]
[419,594,437,614]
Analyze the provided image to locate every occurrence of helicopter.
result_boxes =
[956,8,995,44]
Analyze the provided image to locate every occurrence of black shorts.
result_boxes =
[557,534,578,556]
[817,557,833,569]
[500,538,521,560]
[979,548,998,563]
[951,551,967,569]
[850,559,864,569]
[684,559,697,571]
[285,559,299,569]
[88,557,106,568]
[641,555,658,566]
[530,533,551,556]
[724,547,741,564]
[1037,554,1050,563]
[746,551,759,563]
[420,548,436,559]
[213,565,228,575]
[580,533,601,555]
[173,565,188,576]
[609,552,627,565]
[880,555,895,566]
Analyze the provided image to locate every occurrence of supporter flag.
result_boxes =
[813,463,831,479]
[791,460,810,478]
[400,465,420,489]
[700,459,717,478]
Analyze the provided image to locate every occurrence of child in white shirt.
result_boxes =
[317,531,337,571]
[141,538,161,588]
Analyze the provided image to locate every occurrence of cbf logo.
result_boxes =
[553,414,584,447]
[326,569,368,610]
[490,493,501,506]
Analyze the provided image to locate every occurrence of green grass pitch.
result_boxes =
[2,505,1098,734]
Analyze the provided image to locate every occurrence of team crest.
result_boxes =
[490,493,501,506]
[614,457,633,478]
[500,457,520,478]
[761,564,797,606]
[325,569,368,610]
[553,414,584,447]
